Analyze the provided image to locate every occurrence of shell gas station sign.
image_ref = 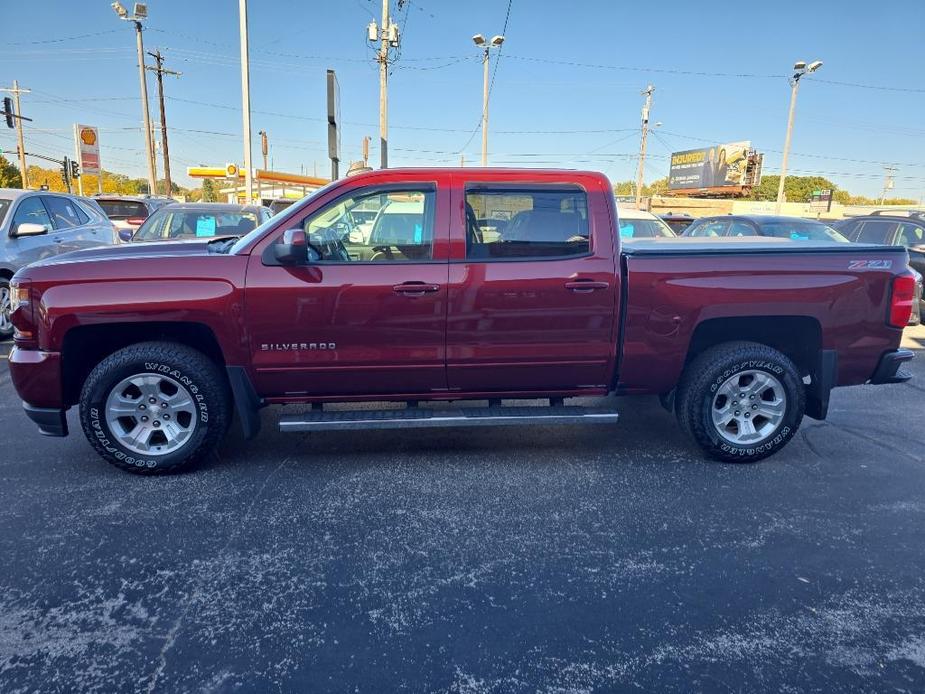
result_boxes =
[73,124,101,174]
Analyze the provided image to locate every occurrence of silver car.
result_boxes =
[0,188,116,339]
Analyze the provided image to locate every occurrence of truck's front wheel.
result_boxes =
[79,342,231,474]
[676,341,805,463]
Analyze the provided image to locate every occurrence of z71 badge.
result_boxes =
[848,259,893,270]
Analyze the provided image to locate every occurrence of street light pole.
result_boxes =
[133,21,157,195]
[239,0,254,202]
[112,3,157,195]
[776,59,823,214]
[473,34,504,167]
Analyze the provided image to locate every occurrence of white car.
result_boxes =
[617,207,677,239]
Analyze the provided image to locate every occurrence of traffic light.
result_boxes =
[70,159,80,179]
[61,157,70,183]
[3,97,13,129]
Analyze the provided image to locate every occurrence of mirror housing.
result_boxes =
[118,228,134,243]
[14,222,49,237]
[274,228,309,264]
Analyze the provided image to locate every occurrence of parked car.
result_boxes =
[659,212,696,234]
[95,195,175,240]
[684,214,849,242]
[617,208,676,238]
[0,188,115,339]
[7,168,916,474]
[833,213,925,321]
[129,203,273,243]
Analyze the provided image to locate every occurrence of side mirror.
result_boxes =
[14,222,49,237]
[274,228,309,264]
[118,228,134,243]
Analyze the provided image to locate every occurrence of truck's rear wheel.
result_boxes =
[676,341,804,463]
[79,342,231,474]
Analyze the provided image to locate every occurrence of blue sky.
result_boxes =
[3,0,924,198]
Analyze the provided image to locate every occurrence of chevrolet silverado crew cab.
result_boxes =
[7,168,917,474]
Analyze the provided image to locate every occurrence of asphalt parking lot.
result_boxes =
[1,331,925,693]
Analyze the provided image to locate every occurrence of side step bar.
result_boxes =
[279,405,619,432]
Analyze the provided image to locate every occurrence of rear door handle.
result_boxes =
[565,280,609,293]
[393,282,441,296]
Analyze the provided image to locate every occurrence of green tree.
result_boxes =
[0,155,22,188]
[201,178,218,202]
[747,175,839,203]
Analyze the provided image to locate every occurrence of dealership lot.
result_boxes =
[1,330,924,692]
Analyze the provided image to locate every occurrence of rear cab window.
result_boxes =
[98,200,148,220]
[464,187,590,259]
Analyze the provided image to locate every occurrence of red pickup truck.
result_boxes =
[7,168,916,474]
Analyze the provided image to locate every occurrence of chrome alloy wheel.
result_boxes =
[105,373,198,456]
[0,285,11,335]
[711,369,787,445]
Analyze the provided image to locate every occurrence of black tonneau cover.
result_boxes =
[621,236,906,257]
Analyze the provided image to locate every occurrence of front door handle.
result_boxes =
[565,280,609,293]
[393,282,440,296]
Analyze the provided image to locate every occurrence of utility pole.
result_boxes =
[880,166,897,205]
[776,59,823,213]
[635,84,654,209]
[362,136,370,167]
[146,50,180,197]
[239,0,254,202]
[258,130,269,170]
[0,81,30,187]
[367,2,399,168]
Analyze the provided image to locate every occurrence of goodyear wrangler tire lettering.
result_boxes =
[80,342,231,475]
[675,341,805,464]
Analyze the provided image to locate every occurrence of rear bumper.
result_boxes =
[869,349,914,385]
[23,403,68,437]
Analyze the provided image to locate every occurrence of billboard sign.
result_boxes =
[74,124,100,174]
[668,140,752,192]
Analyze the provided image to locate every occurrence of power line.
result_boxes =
[9,29,121,45]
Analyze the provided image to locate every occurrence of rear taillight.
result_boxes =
[888,274,916,328]
[9,278,36,346]
[127,216,147,226]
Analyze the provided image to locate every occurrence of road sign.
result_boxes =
[810,189,833,212]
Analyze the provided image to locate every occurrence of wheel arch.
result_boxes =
[61,321,226,407]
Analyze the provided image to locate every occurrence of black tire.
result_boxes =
[79,342,231,474]
[675,341,805,463]
[0,276,13,340]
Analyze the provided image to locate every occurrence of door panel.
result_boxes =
[446,180,618,392]
[245,262,448,396]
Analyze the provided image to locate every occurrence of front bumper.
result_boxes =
[9,346,69,436]
[8,346,64,408]
[869,349,914,385]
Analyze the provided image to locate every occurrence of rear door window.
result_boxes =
[728,221,758,237]
[465,187,589,259]
[42,196,86,230]
[854,220,897,245]
[895,223,925,247]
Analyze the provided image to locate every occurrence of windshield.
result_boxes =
[759,220,849,242]
[618,217,675,238]
[0,199,10,227]
[135,208,259,242]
